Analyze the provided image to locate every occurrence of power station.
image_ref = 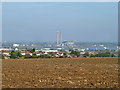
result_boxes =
[57,31,62,46]
[57,32,59,45]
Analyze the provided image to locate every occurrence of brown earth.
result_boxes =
[2,57,119,88]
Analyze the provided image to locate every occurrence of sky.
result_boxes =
[2,2,118,42]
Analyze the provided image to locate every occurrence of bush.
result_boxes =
[10,51,18,59]
[24,54,32,58]
[70,50,80,57]
[39,54,51,58]
[29,48,35,53]
[90,54,95,57]
[32,54,38,58]
[0,55,4,59]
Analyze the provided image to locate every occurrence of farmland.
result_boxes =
[2,57,118,88]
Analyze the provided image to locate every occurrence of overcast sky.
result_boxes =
[2,2,118,42]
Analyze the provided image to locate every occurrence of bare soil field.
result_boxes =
[2,57,119,88]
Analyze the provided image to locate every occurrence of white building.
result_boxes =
[15,48,18,51]
[100,45,104,47]
[13,44,19,47]
[29,53,33,56]
[41,49,58,53]
[80,52,85,54]
[104,47,107,50]
[21,52,25,56]
[36,53,40,56]
[2,51,11,56]
[80,49,85,52]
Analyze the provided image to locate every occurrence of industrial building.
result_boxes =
[57,31,62,46]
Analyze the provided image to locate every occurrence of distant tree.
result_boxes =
[63,53,68,58]
[90,54,95,57]
[32,54,38,58]
[48,53,54,56]
[118,54,120,57]
[59,56,64,58]
[17,52,22,57]
[21,56,25,59]
[9,51,23,59]
[76,52,80,57]
[63,53,67,56]
[25,54,31,58]
[2,55,5,59]
[70,50,75,54]
[94,52,112,57]
[105,52,111,57]
[0,55,4,59]
[83,52,89,57]
[70,50,80,57]
[30,48,35,53]
[111,54,115,57]
[39,54,51,58]
[118,50,120,57]
[10,51,18,59]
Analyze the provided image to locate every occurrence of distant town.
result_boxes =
[0,32,119,59]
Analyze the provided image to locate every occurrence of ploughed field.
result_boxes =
[2,57,118,88]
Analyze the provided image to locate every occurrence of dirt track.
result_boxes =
[2,57,118,88]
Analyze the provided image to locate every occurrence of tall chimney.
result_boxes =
[60,32,62,45]
[57,31,59,45]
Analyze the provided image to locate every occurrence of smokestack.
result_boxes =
[60,32,62,45]
[57,31,59,45]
